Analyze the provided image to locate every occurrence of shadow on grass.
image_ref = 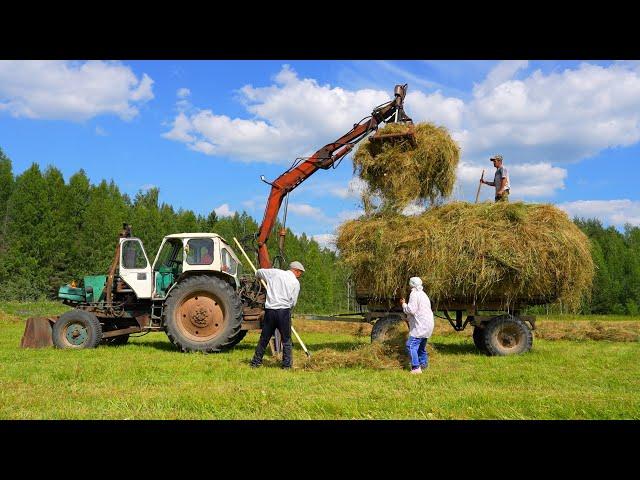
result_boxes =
[430,342,482,355]
[124,341,177,352]
[126,340,256,353]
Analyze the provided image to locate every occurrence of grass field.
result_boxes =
[1,301,638,419]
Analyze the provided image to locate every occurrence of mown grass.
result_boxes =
[0,302,638,419]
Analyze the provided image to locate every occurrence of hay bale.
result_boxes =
[353,122,460,211]
[337,201,594,312]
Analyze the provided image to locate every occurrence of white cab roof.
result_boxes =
[163,233,229,243]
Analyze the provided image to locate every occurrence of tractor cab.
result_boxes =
[119,236,152,299]
[151,233,241,299]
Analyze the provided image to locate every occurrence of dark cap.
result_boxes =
[490,154,503,162]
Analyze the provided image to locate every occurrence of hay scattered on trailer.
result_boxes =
[336,201,594,312]
[353,122,460,211]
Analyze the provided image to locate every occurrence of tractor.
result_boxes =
[21,224,265,352]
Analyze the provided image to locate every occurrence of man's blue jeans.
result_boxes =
[406,336,428,370]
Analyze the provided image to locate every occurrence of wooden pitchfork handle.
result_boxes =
[475,169,485,203]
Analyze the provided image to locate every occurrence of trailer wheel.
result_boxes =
[371,315,405,343]
[472,327,488,353]
[482,315,533,356]
[52,310,103,349]
[164,275,243,353]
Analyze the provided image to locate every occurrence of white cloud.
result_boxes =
[0,60,154,121]
[312,233,337,251]
[454,161,567,201]
[461,62,640,164]
[287,203,329,221]
[406,90,465,130]
[163,65,394,163]
[177,88,191,98]
[95,126,108,136]
[317,177,368,200]
[214,203,235,217]
[162,112,195,143]
[557,200,640,226]
[472,60,529,98]
[336,209,364,222]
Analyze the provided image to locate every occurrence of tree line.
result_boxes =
[1,147,639,315]
[0,148,349,314]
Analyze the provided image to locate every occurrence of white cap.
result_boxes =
[409,277,423,288]
[289,261,305,272]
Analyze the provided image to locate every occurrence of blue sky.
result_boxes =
[1,60,639,249]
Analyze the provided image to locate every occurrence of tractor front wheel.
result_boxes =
[163,275,243,353]
[52,310,103,349]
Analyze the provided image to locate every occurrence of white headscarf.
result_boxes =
[409,277,423,291]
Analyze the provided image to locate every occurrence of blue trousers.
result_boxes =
[406,336,428,369]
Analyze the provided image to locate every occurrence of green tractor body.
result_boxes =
[58,275,107,303]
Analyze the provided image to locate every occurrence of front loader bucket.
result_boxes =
[20,317,57,348]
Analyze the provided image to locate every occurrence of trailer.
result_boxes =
[301,287,541,356]
[361,287,539,355]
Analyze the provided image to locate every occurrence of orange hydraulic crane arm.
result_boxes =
[256,84,413,268]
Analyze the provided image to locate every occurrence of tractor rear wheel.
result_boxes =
[52,310,103,349]
[226,329,248,348]
[482,315,533,356]
[164,275,243,352]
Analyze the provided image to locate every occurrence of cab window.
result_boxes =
[121,240,148,269]
[221,248,238,275]
[186,238,214,265]
[157,240,183,271]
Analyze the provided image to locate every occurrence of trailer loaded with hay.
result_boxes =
[337,199,594,356]
[334,117,595,356]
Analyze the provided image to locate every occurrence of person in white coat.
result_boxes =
[400,277,434,374]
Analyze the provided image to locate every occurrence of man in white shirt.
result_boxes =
[400,276,434,374]
[250,261,305,369]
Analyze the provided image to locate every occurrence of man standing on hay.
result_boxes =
[481,154,511,202]
[250,261,305,369]
[400,277,434,374]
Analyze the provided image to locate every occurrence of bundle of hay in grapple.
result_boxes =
[337,202,594,312]
[353,122,460,210]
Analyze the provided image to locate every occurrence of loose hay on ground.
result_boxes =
[300,321,436,371]
[534,321,640,342]
[353,122,460,210]
[337,201,594,311]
